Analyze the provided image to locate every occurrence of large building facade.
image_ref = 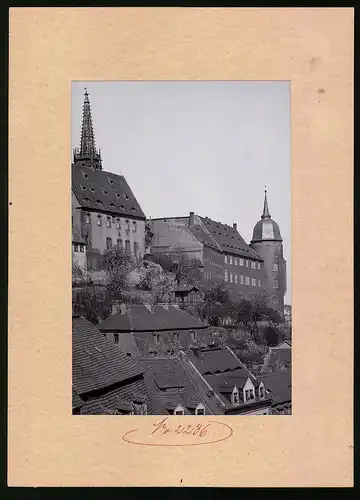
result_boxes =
[149,192,287,314]
[72,90,146,270]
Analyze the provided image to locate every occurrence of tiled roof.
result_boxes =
[187,345,248,376]
[188,224,221,251]
[261,345,291,374]
[79,376,157,415]
[174,285,199,293]
[98,304,206,332]
[261,371,291,405]
[72,164,146,219]
[72,388,84,409]
[138,357,215,415]
[72,316,145,395]
[199,216,261,260]
[72,227,86,244]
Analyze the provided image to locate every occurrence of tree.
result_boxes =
[263,325,285,346]
[145,222,154,250]
[72,287,112,324]
[100,245,133,301]
[72,252,84,283]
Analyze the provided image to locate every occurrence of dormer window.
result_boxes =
[232,387,240,406]
[124,194,129,200]
[195,403,206,415]
[116,193,120,198]
[259,385,265,399]
[102,189,108,195]
[108,178,114,185]
[81,185,86,190]
[174,404,185,415]
[82,171,88,179]
[95,200,103,205]
[245,389,255,402]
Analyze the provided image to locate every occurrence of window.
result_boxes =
[108,178,114,185]
[132,221,137,233]
[245,390,252,402]
[174,332,180,342]
[154,333,159,344]
[191,331,197,342]
[258,262,261,270]
[117,239,122,247]
[225,270,228,282]
[246,260,249,267]
[106,237,112,250]
[106,217,111,228]
[273,263,279,272]
[229,256,233,265]
[114,333,119,344]
[74,244,79,252]
[115,219,120,229]
[134,241,139,258]
[230,273,233,283]
[97,215,102,226]
[125,220,130,231]
[234,259,238,266]
[245,277,250,286]
[126,352,132,357]
[224,255,228,264]
[240,275,244,284]
[258,279,261,287]
[259,386,265,399]
[273,280,279,289]
[272,296,278,304]
[234,274,238,284]
[125,240,130,253]
[82,171,88,179]
[102,189,108,195]
[239,259,244,266]
[85,213,90,224]
[80,245,84,253]
[251,278,256,286]
[195,404,205,415]
[251,261,256,269]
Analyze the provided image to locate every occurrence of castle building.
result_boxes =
[250,190,287,313]
[149,191,287,315]
[72,89,146,270]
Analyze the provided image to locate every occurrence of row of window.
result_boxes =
[231,385,265,406]
[73,244,85,253]
[225,271,261,288]
[224,255,261,270]
[85,213,137,232]
[106,237,139,257]
[174,404,205,416]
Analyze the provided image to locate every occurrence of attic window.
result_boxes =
[124,194,129,199]
[96,200,103,205]
[102,190,108,195]
[109,202,115,207]
[108,178,114,185]
[126,352,132,357]
[120,205,126,210]
[82,172,88,179]
[81,185,86,190]
[195,403,205,415]
[83,198,91,203]
[131,207,137,212]
[174,405,185,416]
[116,193,120,198]
[90,187,95,192]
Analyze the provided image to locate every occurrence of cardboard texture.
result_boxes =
[8,7,353,487]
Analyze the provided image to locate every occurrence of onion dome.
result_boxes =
[251,190,282,242]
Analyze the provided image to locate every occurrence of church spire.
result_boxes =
[73,88,102,170]
[261,188,271,219]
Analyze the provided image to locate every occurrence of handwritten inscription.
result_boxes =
[122,417,233,447]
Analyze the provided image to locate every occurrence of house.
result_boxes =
[72,316,156,415]
[261,340,291,374]
[98,303,216,358]
[261,371,291,415]
[72,89,146,271]
[173,285,200,304]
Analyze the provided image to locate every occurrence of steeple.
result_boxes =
[261,188,271,219]
[73,88,102,170]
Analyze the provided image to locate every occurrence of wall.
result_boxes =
[250,240,286,314]
[222,252,265,300]
[72,243,87,276]
[150,220,204,263]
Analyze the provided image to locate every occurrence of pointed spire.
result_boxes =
[261,187,271,219]
[73,88,102,170]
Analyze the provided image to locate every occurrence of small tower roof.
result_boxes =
[251,189,282,242]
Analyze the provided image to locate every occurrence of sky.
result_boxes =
[72,81,291,304]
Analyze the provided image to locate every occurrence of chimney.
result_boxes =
[233,223,237,230]
[189,211,195,227]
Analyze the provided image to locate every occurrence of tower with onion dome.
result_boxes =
[250,189,287,315]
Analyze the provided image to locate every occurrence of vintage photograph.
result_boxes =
[71,81,291,416]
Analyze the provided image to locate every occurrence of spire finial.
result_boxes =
[73,89,103,170]
[261,187,271,219]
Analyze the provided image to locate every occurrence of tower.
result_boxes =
[250,190,287,315]
[73,88,102,170]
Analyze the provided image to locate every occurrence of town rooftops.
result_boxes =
[72,316,145,395]
[98,304,206,333]
[261,371,291,406]
[261,340,292,374]
[72,164,146,219]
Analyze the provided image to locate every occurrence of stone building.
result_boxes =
[250,190,287,313]
[72,227,87,280]
[72,89,146,270]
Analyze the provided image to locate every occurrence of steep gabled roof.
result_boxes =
[261,371,291,405]
[261,342,292,374]
[187,345,248,376]
[72,316,145,395]
[199,216,261,260]
[98,304,206,333]
[72,164,146,219]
